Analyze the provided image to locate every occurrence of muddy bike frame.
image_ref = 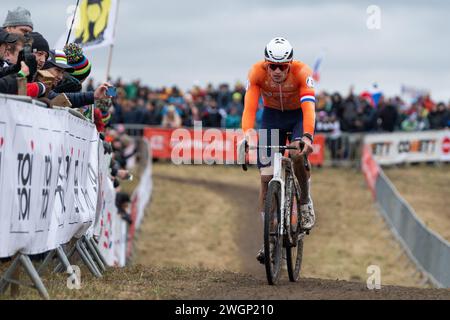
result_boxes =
[247,144,308,234]
[242,142,309,284]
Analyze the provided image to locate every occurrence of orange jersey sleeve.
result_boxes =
[297,65,316,136]
[242,65,263,133]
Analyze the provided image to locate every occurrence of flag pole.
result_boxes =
[105,0,120,82]
[66,0,81,46]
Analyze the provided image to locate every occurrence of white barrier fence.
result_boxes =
[133,142,153,231]
[0,95,154,298]
[364,130,450,165]
[362,132,450,288]
[0,96,99,258]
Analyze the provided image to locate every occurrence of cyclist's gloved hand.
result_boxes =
[298,134,314,156]
[237,138,248,165]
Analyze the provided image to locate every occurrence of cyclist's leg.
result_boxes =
[287,108,311,204]
[288,109,315,229]
[257,108,287,213]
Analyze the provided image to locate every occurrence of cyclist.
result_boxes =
[240,37,316,263]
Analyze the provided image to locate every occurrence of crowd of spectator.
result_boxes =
[91,78,450,135]
[1,5,449,172]
[0,7,133,228]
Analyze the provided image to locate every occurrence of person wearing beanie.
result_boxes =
[41,49,75,87]
[64,43,92,83]
[3,7,33,35]
[28,32,49,70]
[42,49,112,108]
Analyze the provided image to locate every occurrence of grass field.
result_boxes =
[384,164,450,242]
[135,162,425,287]
[3,162,447,299]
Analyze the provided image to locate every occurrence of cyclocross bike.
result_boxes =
[242,141,310,285]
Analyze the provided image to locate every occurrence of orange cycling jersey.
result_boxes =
[242,60,316,136]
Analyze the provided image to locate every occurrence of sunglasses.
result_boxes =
[268,63,289,71]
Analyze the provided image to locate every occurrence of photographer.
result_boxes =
[0,29,18,66]
[2,33,37,82]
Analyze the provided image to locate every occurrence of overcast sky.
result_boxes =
[1,1,449,101]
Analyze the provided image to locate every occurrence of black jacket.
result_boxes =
[0,73,18,94]
[47,90,95,108]
[0,60,20,78]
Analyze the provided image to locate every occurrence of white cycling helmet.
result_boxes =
[264,37,293,63]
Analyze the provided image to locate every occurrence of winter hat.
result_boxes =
[42,50,75,73]
[63,43,91,82]
[28,32,49,56]
[3,7,33,30]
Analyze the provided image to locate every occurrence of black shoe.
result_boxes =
[256,248,265,264]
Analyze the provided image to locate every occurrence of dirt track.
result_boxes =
[2,165,449,300]
[134,166,450,300]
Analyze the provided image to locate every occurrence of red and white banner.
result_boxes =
[361,144,380,199]
[94,142,128,267]
[143,127,326,166]
[364,130,450,165]
[127,143,153,259]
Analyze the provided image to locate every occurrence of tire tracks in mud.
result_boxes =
[150,173,450,299]
[153,173,263,277]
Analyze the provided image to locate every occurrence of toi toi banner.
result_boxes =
[0,98,99,258]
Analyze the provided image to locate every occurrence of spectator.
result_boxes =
[225,105,241,128]
[378,99,399,132]
[41,50,112,108]
[3,7,33,35]
[217,83,231,111]
[29,32,49,70]
[64,43,92,83]
[142,101,160,125]
[401,112,419,131]
[315,111,332,133]
[3,33,27,66]
[229,92,244,115]
[327,113,342,163]
[161,104,182,128]
[428,102,447,130]
[115,192,132,225]
[201,98,222,128]
[0,29,18,65]
[341,94,358,132]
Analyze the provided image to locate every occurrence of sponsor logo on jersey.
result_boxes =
[306,76,315,89]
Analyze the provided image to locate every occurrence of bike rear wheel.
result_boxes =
[264,182,283,285]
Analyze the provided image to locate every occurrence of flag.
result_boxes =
[312,53,324,83]
[55,0,118,51]
[370,83,382,107]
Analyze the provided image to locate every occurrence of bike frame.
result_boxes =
[268,152,302,241]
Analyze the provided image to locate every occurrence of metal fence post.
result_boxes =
[19,255,50,300]
[83,237,106,272]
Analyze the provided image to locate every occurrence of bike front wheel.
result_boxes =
[264,182,283,285]
[285,175,304,282]
[286,236,303,282]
